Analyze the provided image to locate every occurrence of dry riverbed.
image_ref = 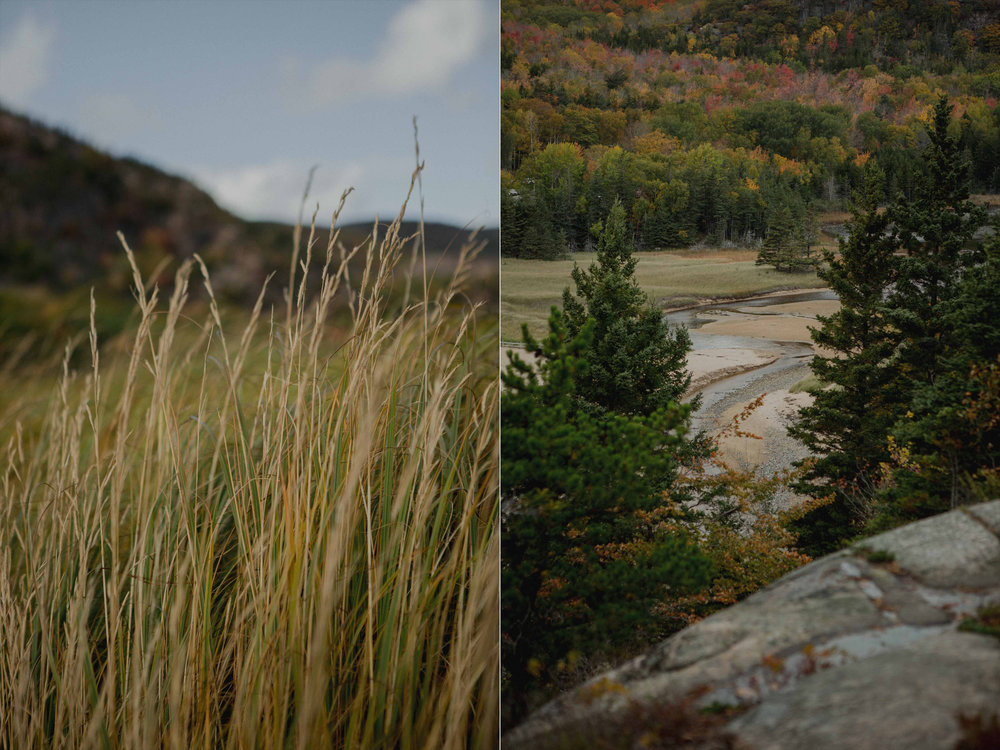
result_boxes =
[681,292,839,506]
[684,296,840,394]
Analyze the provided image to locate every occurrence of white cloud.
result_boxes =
[189,160,370,222]
[287,0,487,107]
[78,93,162,143]
[0,13,55,106]
[371,0,486,93]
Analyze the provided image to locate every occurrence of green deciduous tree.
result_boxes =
[730,100,849,162]
[651,100,711,146]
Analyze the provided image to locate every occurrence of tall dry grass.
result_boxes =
[0,173,499,748]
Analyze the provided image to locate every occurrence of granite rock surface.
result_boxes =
[505,501,1000,749]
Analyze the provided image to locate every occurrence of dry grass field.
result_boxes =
[0,183,499,748]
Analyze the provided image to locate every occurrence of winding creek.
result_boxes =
[666,288,839,482]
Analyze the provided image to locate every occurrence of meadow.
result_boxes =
[501,248,825,342]
[0,182,499,748]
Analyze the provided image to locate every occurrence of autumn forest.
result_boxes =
[502,0,1000,261]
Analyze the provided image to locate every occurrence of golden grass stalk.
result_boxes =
[0,172,499,749]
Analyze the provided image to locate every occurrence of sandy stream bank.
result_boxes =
[679,293,838,507]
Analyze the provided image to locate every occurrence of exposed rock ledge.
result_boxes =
[506,500,1000,749]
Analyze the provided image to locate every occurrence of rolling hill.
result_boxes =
[0,106,497,353]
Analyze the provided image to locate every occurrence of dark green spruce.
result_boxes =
[788,165,900,554]
[790,97,997,552]
[561,198,694,416]
[874,96,991,523]
[501,308,711,726]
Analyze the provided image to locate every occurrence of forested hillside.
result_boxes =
[0,107,243,290]
[501,0,1000,257]
[0,107,497,355]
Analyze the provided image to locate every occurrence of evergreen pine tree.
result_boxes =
[666,180,692,246]
[643,181,688,249]
[500,183,526,258]
[519,187,563,259]
[758,204,795,271]
[788,166,900,553]
[790,99,994,550]
[884,96,988,397]
[501,308,711,724]
[887,235,1000,519]
[758,202,817,272]
[865,96,990,521]
[790,210,820,271]
[561,198,693,416]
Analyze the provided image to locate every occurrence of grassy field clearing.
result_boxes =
[502,248,826,342]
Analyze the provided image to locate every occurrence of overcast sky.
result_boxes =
[0,0,498,227]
